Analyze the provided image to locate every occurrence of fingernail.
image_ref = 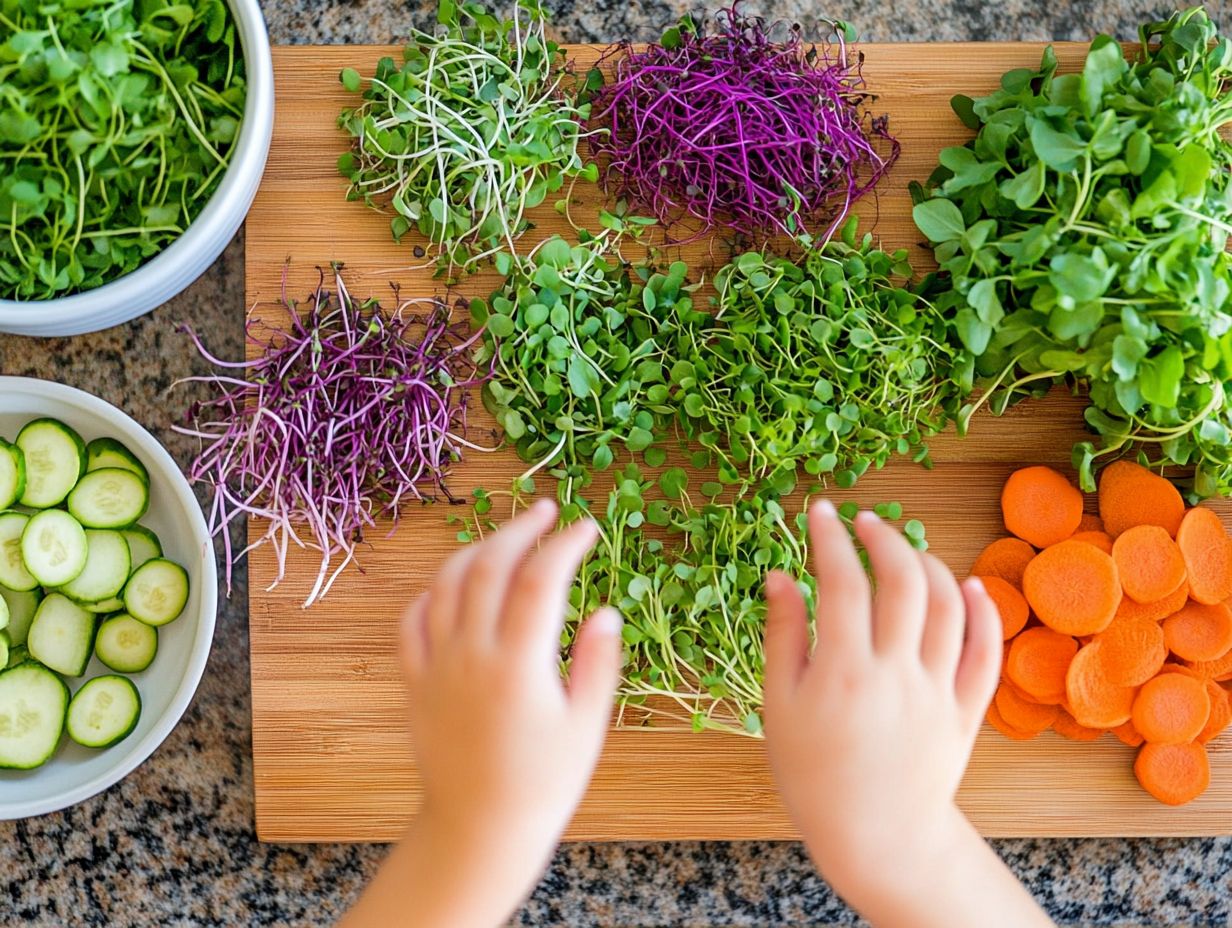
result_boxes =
[531,498,556,516]
[812,499,836,518]
[964,577,987,596]
[856,510,880,526]
[591,607,623,636]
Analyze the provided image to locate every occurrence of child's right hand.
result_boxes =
[763,501,1052,927]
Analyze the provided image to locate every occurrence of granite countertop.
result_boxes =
[2,2,1232,925]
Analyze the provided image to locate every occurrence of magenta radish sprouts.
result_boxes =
[588,5,899,244]
[177,267,492,606]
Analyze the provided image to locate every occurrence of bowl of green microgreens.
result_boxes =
[0,0,273,337]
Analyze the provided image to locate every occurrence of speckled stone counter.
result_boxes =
[2,3,1232,925]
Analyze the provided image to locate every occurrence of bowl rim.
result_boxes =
[0,376,219,819]
[0,0,274,335]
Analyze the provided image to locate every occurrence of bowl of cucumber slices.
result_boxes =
[0,377,217,818]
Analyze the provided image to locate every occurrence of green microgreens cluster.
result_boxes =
[674,218,967,496]
[471,232,708,491]
[337,0,597,274]
[911,8,1232,498]
[0,0,245,299]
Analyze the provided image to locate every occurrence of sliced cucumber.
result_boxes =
[6,643,28,669]
[15,418,86,508]
[27,593,96,677]
[21,509,88,587]
[94,614,158,673]
[0,592,6,631]
[0,586,41,647]
[123,559,189,627]
[84,596,125,615]
[0,632,8,668]
[66,468,149,529]
[0,439,24,510]
[121,525,163,571]
[67,675,141,749]
[85,437,149,483]
[0,512,38,592]
[58,530,131,604]
[0,662,69,768]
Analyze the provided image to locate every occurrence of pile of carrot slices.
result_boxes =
[976,461,1232,806]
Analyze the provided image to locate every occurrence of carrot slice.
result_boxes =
[1134,742,1210,805]
[1006,627,1078,703]
[1077,513,1105,533]
[1176,507,1232,605]
[1052,708,1104,741]
[970,537,1036,588]
[1115,582,1189,624]
[986,700,1039,741]
[1184,649,1232,681]
[1023,540,1122,636]
[1160,661,1205,680]
[1002,465,1084,548]
[1197,679,1231,745]
[1111,525,1187,604]
[1066,641,1138,728]
[1070,530,1114,554]
[1093,617,1166,687]
[978,576,1029,640]
[1098,460,1185,538]
[1112,719,1145,747]
[995,681,1059,732]
[1162,601,1232,662]
[1131,672,1211,744]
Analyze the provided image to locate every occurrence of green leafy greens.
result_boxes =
[0,0,245,299]
[912,8,1232,497]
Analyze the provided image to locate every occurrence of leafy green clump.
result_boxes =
[0,0,245,300]
[675,219,967,496]
[912,7,1232,497]
[471,233,707,488]
[337,0,596,273]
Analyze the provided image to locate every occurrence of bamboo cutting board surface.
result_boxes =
[245,43,1232,842]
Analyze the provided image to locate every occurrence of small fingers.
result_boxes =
[809,500,872,657]
[918,553,966,679]
[400,593,430,679]
[955,578,1003,727]
[502,517,600,657]
[855,512,928,658]
[763,570,810,712]
[566,607,624,732]
[424,542,478,649]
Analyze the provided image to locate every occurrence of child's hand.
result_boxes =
[764,501,1054,928]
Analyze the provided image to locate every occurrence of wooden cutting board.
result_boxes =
[245,43,1232,842]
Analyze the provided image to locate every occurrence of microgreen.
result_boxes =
[0,0,245,299]
[911,8,1232,498]
[336,0,597,274]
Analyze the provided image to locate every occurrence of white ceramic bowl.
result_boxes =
[0,377,218,818]
[0,0,274,337]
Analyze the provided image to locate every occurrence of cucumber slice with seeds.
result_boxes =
[27,593,96,677]
[0,586,41,647]
[67,468,149,529]
[85,437,149,483]
[58,530,131,603]
[0,512,38,592]
[67,675,141,748]
[0,662,69,769]
[15,418,86,508]
[0,439,24,510]
[95,614,158,673]
[21,509,88,587]
[124,559,189,626]
[121,525,162,571]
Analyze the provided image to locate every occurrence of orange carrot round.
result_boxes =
[1052,708,1104,741]
[1162,600,1232,662]
[1093,617,1166,687]
[1111,525,1187,604]
[1197,679,1231,745]
[1002,465,1084,548]
[1066,641,1138,729]
[995,681,1059,732]
[1131,672,1211,744]
[1077,513,1105,533]
[1115,582,1190,624]
[1023,540,1122,636]
[1006,627,1078,703]
[1134,742,1210,805]
[1184,649,1232,681]
[1098,460,1185,538]
[1070,530,1114,554]
[986,700,1039,741]
[979,576,1030,640]
[1112,719,1145,747]
[1175,507,1232,605]
[970,537,1036,588]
